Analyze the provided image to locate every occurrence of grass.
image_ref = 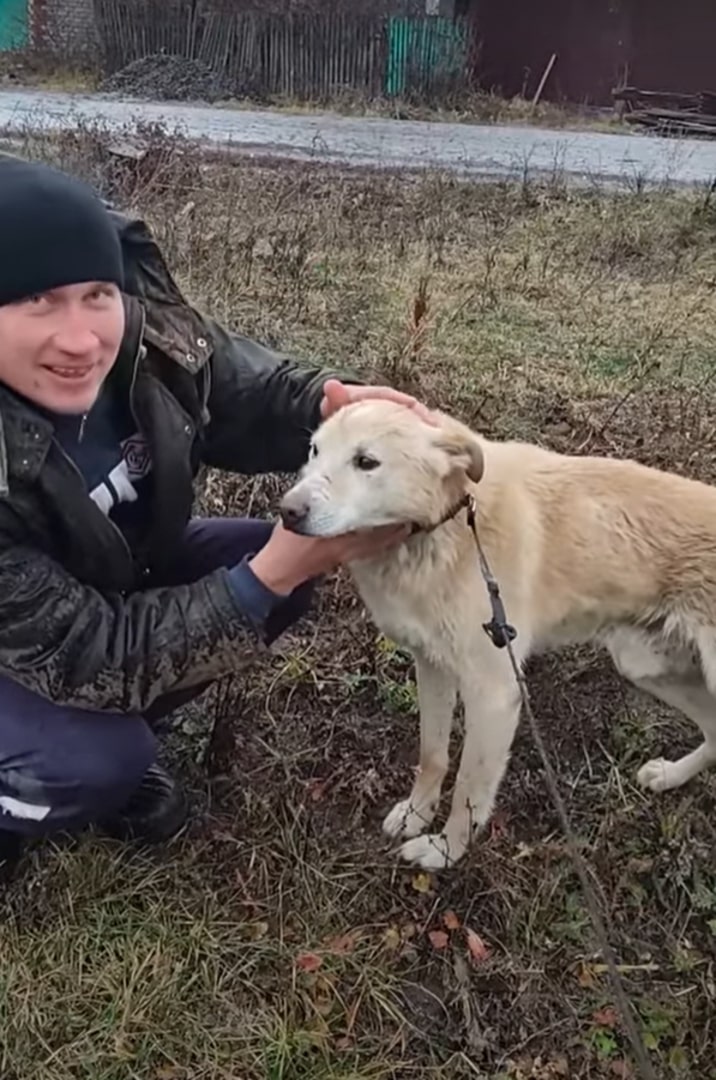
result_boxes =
[209,90,621,135]
[2,122,716,1080]
[0,52,100,93]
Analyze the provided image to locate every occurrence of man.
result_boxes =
[0,154,428,878]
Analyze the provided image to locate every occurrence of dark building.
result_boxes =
[470,0,716,106]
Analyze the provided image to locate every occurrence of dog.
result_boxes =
[279,400,716,870]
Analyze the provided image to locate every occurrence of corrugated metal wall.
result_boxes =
[474,0,716,106]
[474,0,628,105]
[629,0,716,95]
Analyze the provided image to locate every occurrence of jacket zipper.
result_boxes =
[51,310,148,571]
[53,439,135,568]
[127,307,146,436]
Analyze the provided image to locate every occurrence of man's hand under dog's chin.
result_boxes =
[319,378,438,426]
[248,520,411,597]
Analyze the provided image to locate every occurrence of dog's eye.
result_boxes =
[353,452,380,471]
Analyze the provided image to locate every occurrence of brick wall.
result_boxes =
[31,0,99,56]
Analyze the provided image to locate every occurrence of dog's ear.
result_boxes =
[432,418,485,483]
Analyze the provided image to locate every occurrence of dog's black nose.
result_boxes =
[280,498,309,532]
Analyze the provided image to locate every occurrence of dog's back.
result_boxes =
[477,438,716,660]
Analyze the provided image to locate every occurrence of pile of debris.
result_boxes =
[99,53,236,104]
[613,86,716,138]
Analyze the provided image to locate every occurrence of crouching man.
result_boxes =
[0,155,425,877]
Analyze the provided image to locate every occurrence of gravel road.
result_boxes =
[2,86,716,188]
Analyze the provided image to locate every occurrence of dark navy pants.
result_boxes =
[0,518,313,838]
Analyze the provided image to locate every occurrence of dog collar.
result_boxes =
[409,492,472,536]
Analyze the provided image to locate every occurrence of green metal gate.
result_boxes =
[385,16,469,98]
[0,0,27,50]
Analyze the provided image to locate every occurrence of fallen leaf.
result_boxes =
[246,920,269,941]
[312,975,336,1016]
[577,962,597,989]
[382,926,402,951]
[592,1005,619,1029]
[627,856,654,874]
[610,1061,634,1079]
[465,927,491,964]
[443,910,461,931]
[296,951,323,972]
[428,929,449,949]
[324,932,359,954]
[306,778,328,802]
[668,1047,689,1071]
[411,871,433,893]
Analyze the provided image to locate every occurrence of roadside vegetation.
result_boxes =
[1,120,715,1080]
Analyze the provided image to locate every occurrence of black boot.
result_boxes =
[0,830,24,883]
[97,763,188,845]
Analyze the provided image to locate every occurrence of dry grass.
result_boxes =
[0,52,101,92]
[211,90,619,135]
[2,123,716,1080]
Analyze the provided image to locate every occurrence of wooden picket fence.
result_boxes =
[94,0,476,102]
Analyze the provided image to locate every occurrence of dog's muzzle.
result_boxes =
[279,490,311,533]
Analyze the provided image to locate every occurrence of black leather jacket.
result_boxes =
[0,204,354,713]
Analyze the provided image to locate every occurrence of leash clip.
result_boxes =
[483,615,517,649]
[465,494,518,650]
[481,576,517,648]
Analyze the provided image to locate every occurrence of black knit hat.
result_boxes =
[0,155,124,306]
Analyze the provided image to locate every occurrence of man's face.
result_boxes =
[0,281,125,414]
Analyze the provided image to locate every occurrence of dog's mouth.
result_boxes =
[280,491,472,539]
[280,496,414,537]
[282,513,404,538]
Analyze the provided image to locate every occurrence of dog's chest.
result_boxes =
[361,584,434,653]
[350,546,465,661]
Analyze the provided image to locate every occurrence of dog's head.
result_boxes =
[280,400,484,536]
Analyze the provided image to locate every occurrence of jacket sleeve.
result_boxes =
[106,203,362,475]
[0,541,279,715]
[199,316,362,475]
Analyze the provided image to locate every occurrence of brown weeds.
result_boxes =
[1,122,715,1080]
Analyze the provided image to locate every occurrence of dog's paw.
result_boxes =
[398,833,464,870]
[637,757,681,793]
[383,798,434,840]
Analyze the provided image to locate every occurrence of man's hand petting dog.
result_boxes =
[248,519,411,596]
[319,378,438,426]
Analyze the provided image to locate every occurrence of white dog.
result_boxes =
[279,400,716,870]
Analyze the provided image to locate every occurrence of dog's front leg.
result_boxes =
[399,651,522,870]
[383,651,457,842]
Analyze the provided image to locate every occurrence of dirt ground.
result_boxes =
[1,126,716,1080]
